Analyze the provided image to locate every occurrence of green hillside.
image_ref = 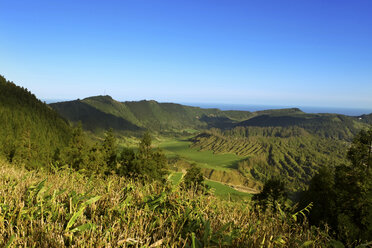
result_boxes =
[50,99,141,133]
[359,113,372,124]
[235,112,367,140]
[51,95,369,141]
[190,127,349,189]
[50,95,253,133]
[0,75,71,168]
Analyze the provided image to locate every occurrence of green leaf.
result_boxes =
[301,240,314,247]
[70,223,96,233]
[65,205,85,231]
[83,195,101,206]
[65,195,101,232]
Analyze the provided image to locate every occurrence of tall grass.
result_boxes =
[0,160,330,247]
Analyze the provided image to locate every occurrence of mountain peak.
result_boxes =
[84,95,114,101]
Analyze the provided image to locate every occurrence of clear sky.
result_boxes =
[1,0,371,109]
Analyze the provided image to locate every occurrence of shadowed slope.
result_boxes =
[50,100,141,132]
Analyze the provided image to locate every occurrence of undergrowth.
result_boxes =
[0,160,330,247]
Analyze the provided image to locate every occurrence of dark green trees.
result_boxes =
[61,127,118,174]
[132,132,168,180]
[182,165,206,192]
[304,167,336,228]
[58,128,167,180]
[117,132,168,181]
[63,123,88,170]
[102,129,118,173]
[0,75,71,167]
[117,147,136,176]
[347,128,372,170]
[303,127,372,245]
[253,178,287,212]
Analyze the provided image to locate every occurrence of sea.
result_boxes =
[181,103,372,116]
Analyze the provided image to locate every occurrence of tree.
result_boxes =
[86,143,106,174]
[120,132,168,181]
[63,123,88,170]
[182,165,206,193]
[253,178,287,212]
[301,167,336,227]
[138,131,152,161]
[117,147,136,176]
[347,128,372,170]
[102,129,117,173]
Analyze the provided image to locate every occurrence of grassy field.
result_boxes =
[158,138,245,171]
[168,172,252,201]
[205,180,252,201]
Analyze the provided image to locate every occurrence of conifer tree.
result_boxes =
[133,132,168,180]
[102,128,117,173]
[63,123,88,170]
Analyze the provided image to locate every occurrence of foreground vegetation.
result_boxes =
[1,161,331,247]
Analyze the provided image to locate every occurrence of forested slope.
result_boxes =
[235,113,366,140]
[50,95,253,132]
[0,75,71,167]
[191,127,349,189]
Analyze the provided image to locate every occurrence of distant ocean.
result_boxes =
[181,103,372,116]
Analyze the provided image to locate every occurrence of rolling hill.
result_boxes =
[50,95,253,133]
[51,95,369,140]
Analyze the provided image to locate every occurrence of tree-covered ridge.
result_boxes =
[50,95,254,132]
[51,95,369,141]
[0,75,71,168]
[358,113,372,125]
[190,127,348,189]
[235,113,368,140]
[49,99,142,132]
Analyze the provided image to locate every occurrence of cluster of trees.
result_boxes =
[54,125,168,181]
[252,178,288,212]
[300,128,372,246]
[181,165,209,194]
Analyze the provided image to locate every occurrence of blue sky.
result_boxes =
[1,0,371,109]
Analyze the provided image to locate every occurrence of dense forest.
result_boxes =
[0,75,71,168]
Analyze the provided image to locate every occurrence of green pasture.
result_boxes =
[159,139,245,171]
[206,180,252,201]
[169,172,183,185]
[168,172,252,201]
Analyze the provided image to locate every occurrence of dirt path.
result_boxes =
[205,178,260,194]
